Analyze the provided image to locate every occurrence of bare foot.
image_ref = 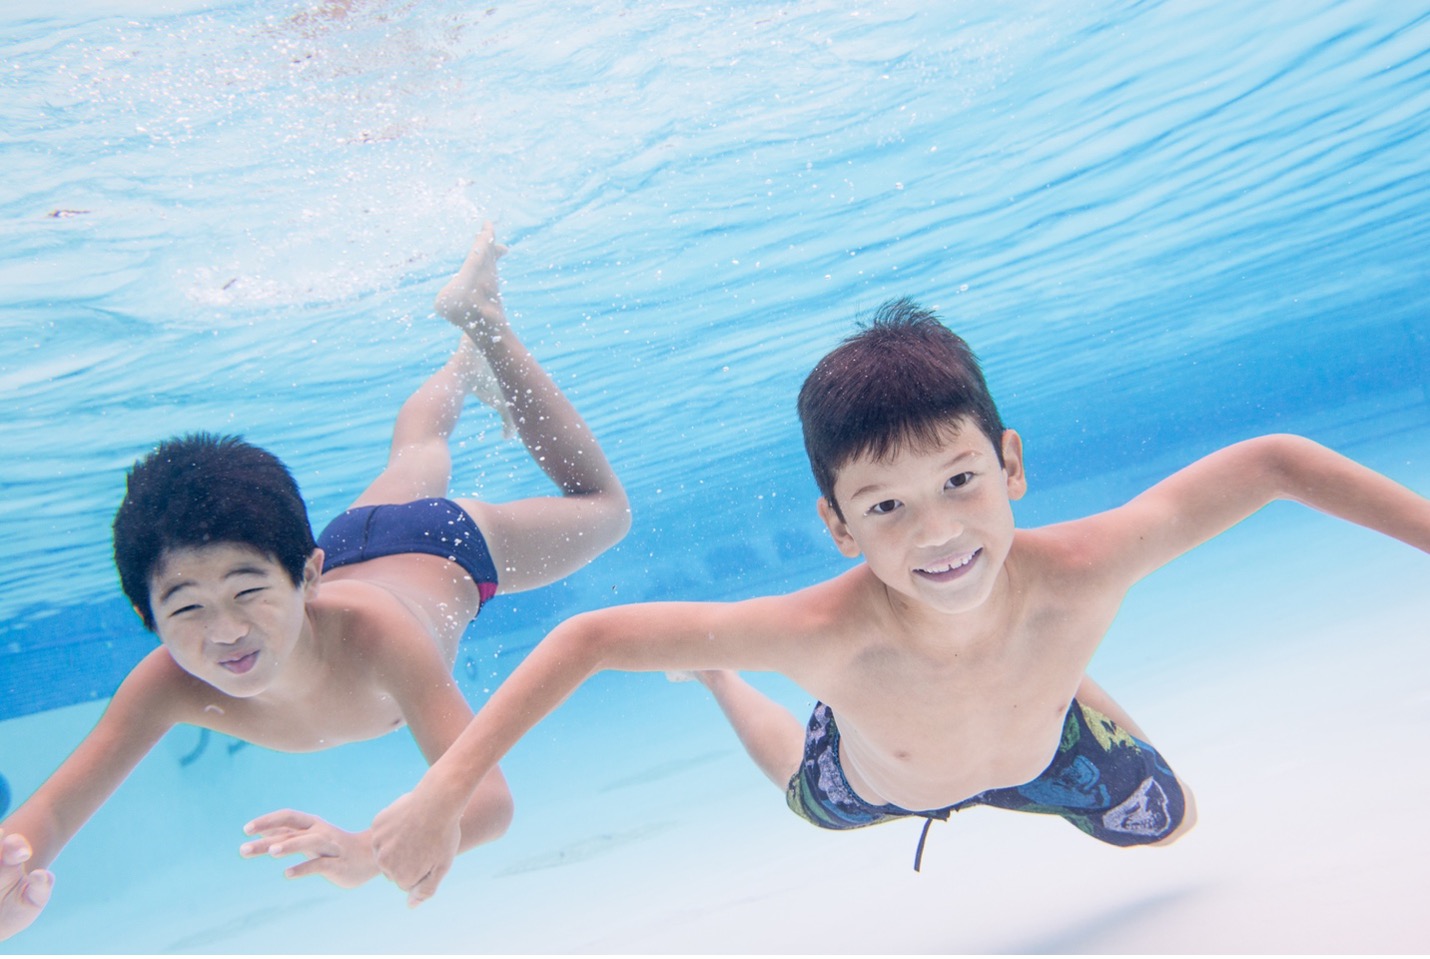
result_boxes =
[434,222,509,342]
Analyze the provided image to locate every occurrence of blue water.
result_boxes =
[2,0,1428,952]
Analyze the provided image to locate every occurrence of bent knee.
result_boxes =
[1150,780,1198,847]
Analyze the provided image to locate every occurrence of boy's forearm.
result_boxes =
[418,615,606,815]
[0,805,63,872]
[1266,435,1430,551]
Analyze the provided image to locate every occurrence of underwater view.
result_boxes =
[2,0,1427,952]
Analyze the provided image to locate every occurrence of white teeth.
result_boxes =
[917,551,976,574]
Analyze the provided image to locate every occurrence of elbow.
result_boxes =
[488,788,515,842]
[549,610,614,673]
[1244,434,1327,499]
[586,487,632,554]
[607,490,632,545]
[609,485,632,543]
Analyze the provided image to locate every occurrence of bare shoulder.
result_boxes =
[724,567,887,671]
[1003,521,1139,603]
[109,648,214,733]
[790,565,886,630]
[309,578,441,663]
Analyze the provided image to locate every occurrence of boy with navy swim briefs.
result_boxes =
[365,300,1430,904]
[0,224,630,942]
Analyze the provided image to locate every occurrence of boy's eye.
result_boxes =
[236,587,266,600]
[946,472,975,490]
[868,499,901,515]
[170,604,200,617]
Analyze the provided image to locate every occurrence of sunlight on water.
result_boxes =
[1,0,1427,951]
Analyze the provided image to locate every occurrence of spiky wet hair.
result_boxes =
[112,433,316,629]
[797,298,1005,520]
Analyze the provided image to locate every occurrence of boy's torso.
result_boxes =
[782,528,1131,811]
[164,558,483,752]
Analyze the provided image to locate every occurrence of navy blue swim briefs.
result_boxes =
[316,497,498,605]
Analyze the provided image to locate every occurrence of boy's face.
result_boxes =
[818,417,1026,616]
[148,542,321,698]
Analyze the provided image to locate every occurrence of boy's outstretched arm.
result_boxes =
[440,224,631,594]
[1085,434,1430,582]
[238,622,513,887]
[369,596,797,905]
[0,651,184,941]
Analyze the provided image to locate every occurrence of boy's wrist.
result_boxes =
[418,761,481,819]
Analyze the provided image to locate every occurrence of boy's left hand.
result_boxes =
[370,788,462,907]
[0,831,53,942]
[240,810,379,889]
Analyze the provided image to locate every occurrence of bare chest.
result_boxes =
[192,677,407,753]
[818,598,1120,810]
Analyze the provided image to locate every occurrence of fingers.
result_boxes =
[239,829,301,858]
[0,831,51,942]
[239,811,335,861]
[0,831,32,867]
[281,857,334,881]
[241,831,336,861]
[405,864,448,908]
[20,870,53,909]
[243,809,316,836]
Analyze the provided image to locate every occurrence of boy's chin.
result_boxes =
[891,574,998,616]
[190,662,271,698]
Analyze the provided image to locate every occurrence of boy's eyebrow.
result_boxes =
[845,449,982,501]
[157,580,195,605]
[156,564,271,605]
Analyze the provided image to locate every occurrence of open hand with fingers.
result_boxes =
[0,830,53,942]
[240,809,378,888]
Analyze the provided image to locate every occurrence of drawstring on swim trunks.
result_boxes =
[912,809,952,872]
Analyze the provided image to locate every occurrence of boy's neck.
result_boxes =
[873,555,1022,658]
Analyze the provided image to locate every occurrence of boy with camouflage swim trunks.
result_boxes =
[366,300,1430,902]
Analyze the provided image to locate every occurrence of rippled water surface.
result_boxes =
[1,0,1427,951]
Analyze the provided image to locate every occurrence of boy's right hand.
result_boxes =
[0,830,53,941]
[369,788,462,907]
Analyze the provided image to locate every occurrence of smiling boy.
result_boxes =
[365,299,1430,903]
[0,224,630,941]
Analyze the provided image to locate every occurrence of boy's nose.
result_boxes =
[206,610,249,645]
[917,507,965,546]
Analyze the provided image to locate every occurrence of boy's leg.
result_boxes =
[680,670,805,789]
[1075,674,1198,843]
[440,223,630,593]
[348,339,495,509]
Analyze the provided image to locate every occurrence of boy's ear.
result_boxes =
[302,548,325,597]
[816,497,862,559]
[1001,429,1027,501]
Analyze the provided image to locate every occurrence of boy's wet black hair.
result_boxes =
[113,433,317,630]
[797,298,1006,521]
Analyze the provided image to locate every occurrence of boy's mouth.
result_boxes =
[913,548,981,581]
[220,650,260,674]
